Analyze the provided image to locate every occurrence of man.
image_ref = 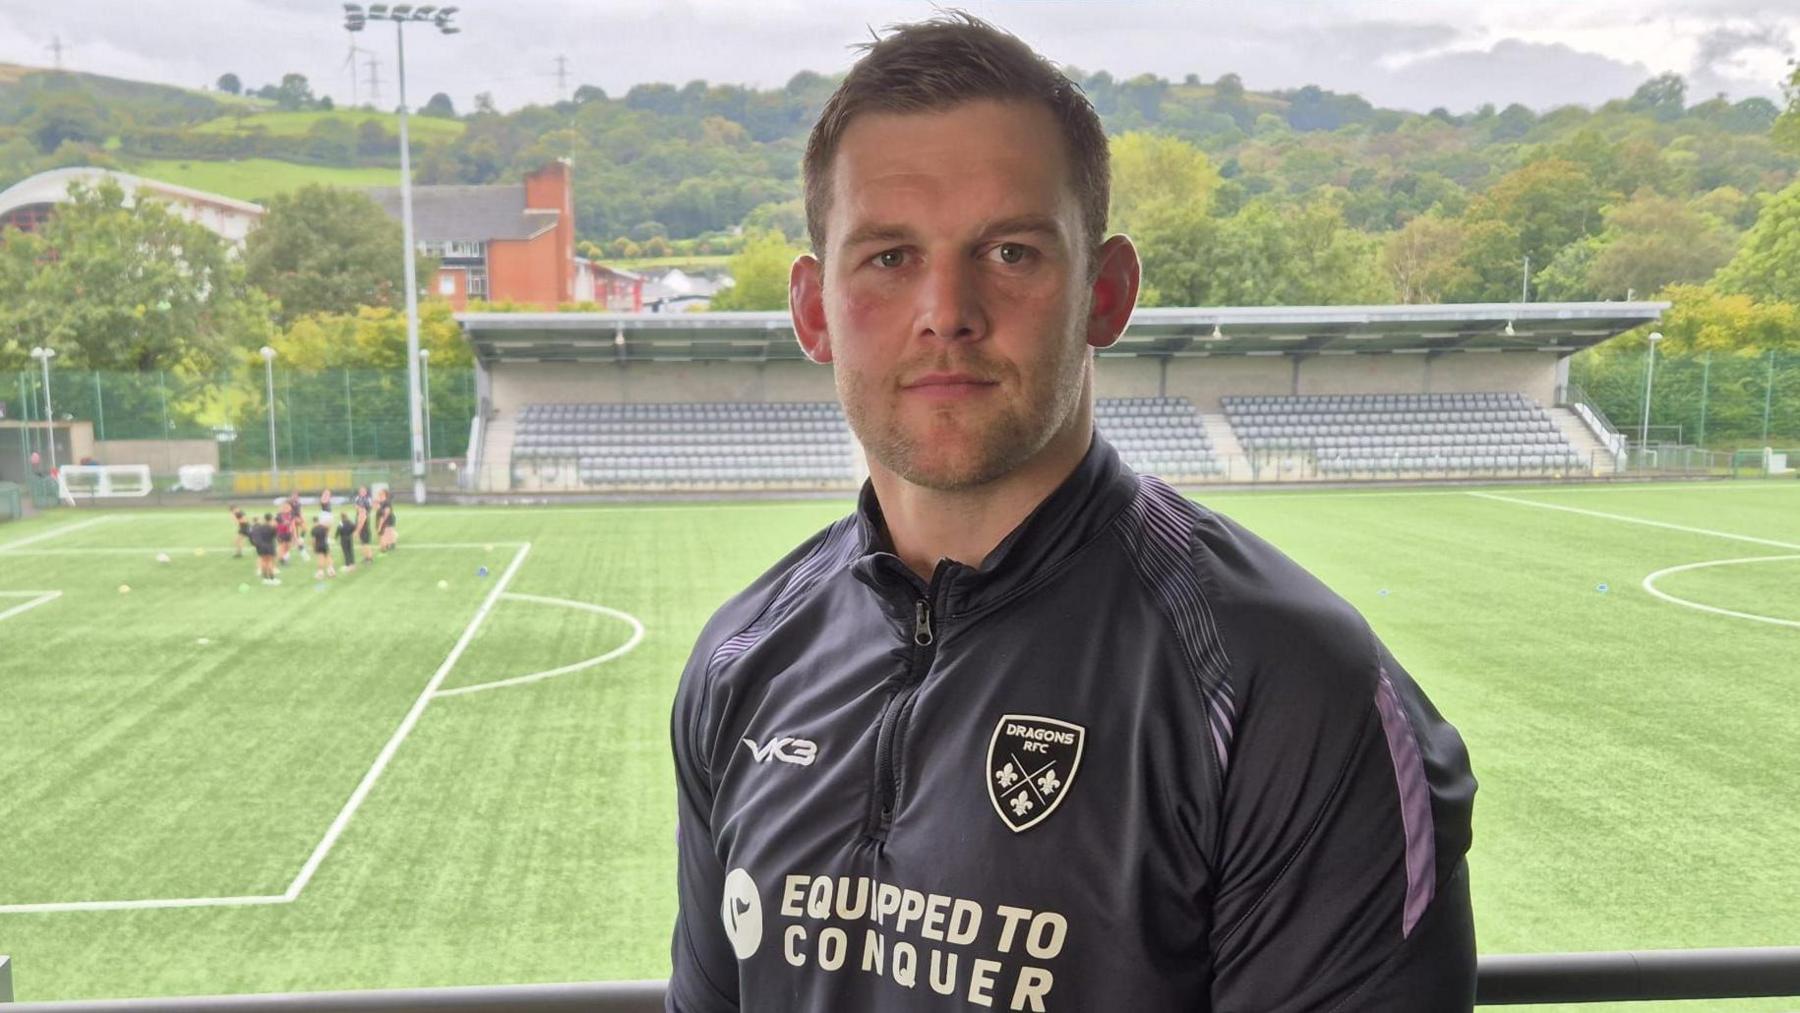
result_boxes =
[667,15,1477,1013]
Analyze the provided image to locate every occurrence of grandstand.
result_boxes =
[457,302,1667,494]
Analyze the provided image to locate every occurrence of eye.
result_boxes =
[990,243,1032,265]
[873,249,907,269]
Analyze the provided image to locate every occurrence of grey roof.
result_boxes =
[365,183,556,244]
[456,302,1670,364]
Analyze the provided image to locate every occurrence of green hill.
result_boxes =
[193,109,465,142]
[121,158,401,202]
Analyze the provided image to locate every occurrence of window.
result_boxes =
[468,268,488,299]
[438,272,456,296]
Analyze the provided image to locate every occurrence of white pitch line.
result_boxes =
[0,590,61,624]
[433,592,645,698]
[1642,555,1800,631]
[1468,492,1800,551]
[0,892,289,916]
[0,541,534,916]
[0,542,526,557]
[0,515,116,552]
[281,541,532,901]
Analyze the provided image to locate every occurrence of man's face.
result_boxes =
[805,99,1096,491]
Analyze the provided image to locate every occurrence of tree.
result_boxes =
[1627,73,1687,123]
[0,179,272,372]
[1108,132,1222,238]
[1713,178,1800,305]
[269,302,469,371]
[243,185,424,325]
[709,230,801,311]
[1460,158,1605,296]
[275,73,316,111]
[24,93,106,153]
[1381,213,1467,304]
[421,92,457,118]
[355,119,391,158]
[217,73,242,95]
[1775,65,1800,154]
[1583,189,1736,299]
[572,84,607,104]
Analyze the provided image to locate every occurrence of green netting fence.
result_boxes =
[6,366,476,473]
[1568,349,1800,450]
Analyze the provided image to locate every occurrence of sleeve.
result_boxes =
[667,642,741,1013]
[1208,628,1477,1013]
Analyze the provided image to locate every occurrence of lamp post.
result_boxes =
[1639,331,1664,451]
[28,346,57,476]
[261,345,280,488]
[419,347,432,465]
[345,2,460,505]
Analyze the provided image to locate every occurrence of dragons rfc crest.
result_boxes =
[986,714,1085,833]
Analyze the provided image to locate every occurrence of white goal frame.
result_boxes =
[56,464,154,502]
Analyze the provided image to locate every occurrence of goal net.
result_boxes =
[57,464,154,502]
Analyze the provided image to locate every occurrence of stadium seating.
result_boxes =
[509,401,859,490]
[1095,397,1223,479]
[1223,392,1586,476]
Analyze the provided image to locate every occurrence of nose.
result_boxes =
[914,255,987,345]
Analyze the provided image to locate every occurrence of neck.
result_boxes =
[869,395,1094,581]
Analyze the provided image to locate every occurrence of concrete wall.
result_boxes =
[489,360,837,414]
[1298,353,1429,394]
[1093,356,1164,398]
[92,438,218,473]
[488,351,1564,414]
[1424,352,1560,404]
[1162,356,1295,411]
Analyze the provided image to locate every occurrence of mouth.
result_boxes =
[902,373,1000,399]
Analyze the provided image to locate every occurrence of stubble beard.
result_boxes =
[839,330,1091,493]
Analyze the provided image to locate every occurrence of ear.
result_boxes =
[1085,234,1141,350]
[790,253,833,364]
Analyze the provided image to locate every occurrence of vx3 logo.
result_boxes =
[741,735,819,767]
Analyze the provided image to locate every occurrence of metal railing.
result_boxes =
[4,948,1799,1009]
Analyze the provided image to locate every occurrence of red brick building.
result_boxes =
[368,160,641,312]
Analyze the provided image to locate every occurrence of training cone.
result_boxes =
[476,566,489,578]
[118,584,131,594]
[437,579,449,591]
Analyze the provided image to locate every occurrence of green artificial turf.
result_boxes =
[1,482,1795,1010]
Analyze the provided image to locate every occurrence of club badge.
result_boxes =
[986,714,1085,833]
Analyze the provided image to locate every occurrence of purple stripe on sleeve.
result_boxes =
[1374,666,1436,937]
[1115,479,1238,783]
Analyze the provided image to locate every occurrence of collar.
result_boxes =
[850,431,1141,619]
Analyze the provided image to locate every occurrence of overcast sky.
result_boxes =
[3,1,1795,116]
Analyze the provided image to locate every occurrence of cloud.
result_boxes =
[1688,21,1796,97]
[1375,39,1655,113]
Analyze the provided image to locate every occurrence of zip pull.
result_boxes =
[914,599,934,647]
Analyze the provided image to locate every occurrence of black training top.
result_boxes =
[311,523,330,552]
[668,435,1477,1013]
[338,514,358,541]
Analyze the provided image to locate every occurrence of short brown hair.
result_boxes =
[803,12,1110,261]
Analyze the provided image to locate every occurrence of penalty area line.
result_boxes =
[0,541,534,916]
[281,541,533,900]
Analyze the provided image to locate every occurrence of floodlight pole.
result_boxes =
[1639,331,1663,451]
[261,346,280,487]
[347,3,458,503]
[394,20,428,504]
[419,347,432,464]
[29,347,57,475]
